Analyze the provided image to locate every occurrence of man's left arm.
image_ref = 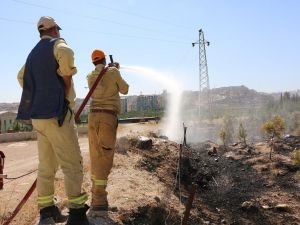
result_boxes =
[62,75,72,97]
[54,39,77,96]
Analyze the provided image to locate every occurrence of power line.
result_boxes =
[0,16,34,25]
[88,1,194,30]
[10,0,191,39]
[0,15,191,45]
[70,26,191,44]
[11,0,64,12]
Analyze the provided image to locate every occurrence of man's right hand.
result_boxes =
[108,62,120,69]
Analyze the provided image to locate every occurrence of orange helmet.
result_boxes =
[91,49,105,62]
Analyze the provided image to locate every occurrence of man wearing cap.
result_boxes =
[17,16,91,225]
[86,49,129,217]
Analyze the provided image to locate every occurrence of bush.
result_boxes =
[261,114,285,160]
[238,123,247,145]
[292,149,300,179]
[261,115,285,139]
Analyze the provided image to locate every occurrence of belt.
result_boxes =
[90,109,117,116]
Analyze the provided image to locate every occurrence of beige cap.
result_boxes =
[37,16,61,31]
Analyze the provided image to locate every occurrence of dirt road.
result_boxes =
[0,122,163,225]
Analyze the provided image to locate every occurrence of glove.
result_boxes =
[114,62,120,69]
[108,62,120,69]
[57,99,71,127]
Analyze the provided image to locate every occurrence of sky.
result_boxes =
[0,0,299,103]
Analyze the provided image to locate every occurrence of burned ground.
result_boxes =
[121,135,300,225]
[1,130,299,225]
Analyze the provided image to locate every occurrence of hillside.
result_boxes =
[211,85,273,106]
[0,85,282,113]
[180,85,274,114]
[0,103,19,112]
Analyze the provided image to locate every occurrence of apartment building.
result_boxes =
[121,92,166,112]
[0,111,17,133]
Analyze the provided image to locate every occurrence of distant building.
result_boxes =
[74,99,89,115]
[121,92,166,113]
[157,90,167,109]
[126,95,138,112]
[0,111,17,133]
[82,104,90,115]
[120,97,128,113]
[137,95,159,111]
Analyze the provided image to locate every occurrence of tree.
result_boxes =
[12,120,20,132]
[292,149,300,179]
[76,117,81,125]
[219,128,227,148]
[283,92,291,102]
[219,116,234,149]
[221,116,234,145]
[238,123,247,145]
[292,112,300,135]
[261,115,285,160]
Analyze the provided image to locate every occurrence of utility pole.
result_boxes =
[192,29,211,118]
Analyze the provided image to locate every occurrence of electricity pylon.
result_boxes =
[192,29,211,118]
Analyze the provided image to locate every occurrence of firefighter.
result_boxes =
[86,49,129,217]
[17,16,91,225]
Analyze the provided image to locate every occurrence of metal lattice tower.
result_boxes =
[192,29,211,116]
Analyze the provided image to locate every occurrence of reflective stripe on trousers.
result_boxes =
[91,175,108,186]
[37,194,54,207]
[68,192,88,206]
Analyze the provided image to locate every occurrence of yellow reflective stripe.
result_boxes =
[37,199,54,205]
[37,194,54,200]
[68,193,88,205]
[37,195,54,205]
[94,180,107,186]
[91,176,107,186]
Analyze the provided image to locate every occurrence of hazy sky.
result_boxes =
[0,0,299,102]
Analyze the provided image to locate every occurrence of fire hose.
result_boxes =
[3,57,114,225]
[0,151,5,190]
[5,170,37,180]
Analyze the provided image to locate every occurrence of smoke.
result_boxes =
[120,67,293,145]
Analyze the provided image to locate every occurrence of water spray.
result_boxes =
[121,65,183,141]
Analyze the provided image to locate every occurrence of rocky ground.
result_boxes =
[1,123,300,225]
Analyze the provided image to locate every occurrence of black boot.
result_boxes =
[66,204,92,225]
[38,205,68,225]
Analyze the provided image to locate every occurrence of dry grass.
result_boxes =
[10,196,38,225]
[0,179,38,225]
[0,183,18,224]
[1,164,92,225]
